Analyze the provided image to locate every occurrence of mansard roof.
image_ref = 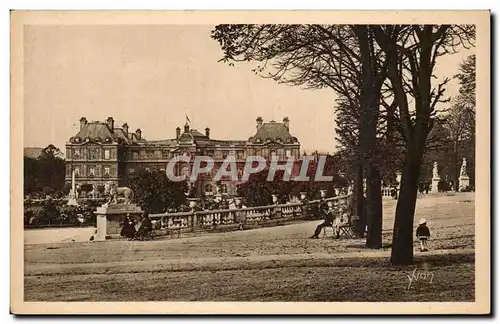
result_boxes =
[249,121,298,144]
[68,122,139,145]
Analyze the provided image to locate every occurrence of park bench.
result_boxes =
[322,224,356,239]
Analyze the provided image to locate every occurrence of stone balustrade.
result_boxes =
[149,194,351,235]
[381,187,398,199]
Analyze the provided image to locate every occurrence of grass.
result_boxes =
[24,192,475,302]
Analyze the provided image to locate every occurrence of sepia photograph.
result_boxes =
[10,10,490,315]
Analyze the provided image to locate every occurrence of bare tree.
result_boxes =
[211,24,388,247]
[373,25,475,265]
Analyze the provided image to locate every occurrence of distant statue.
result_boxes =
[432,162,439,179]
[104,181,134,204]
[460,158,468,177]
[90,184,96,199]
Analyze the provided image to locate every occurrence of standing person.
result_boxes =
[416,218,431,251]
[236,200,247,230]
[309,203,333,239]
[425,181,430,194]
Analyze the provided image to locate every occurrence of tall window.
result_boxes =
[104,166,111,177]
[73,149,81,159]
[88,166,95,177]
[89,149,97,160]
[286,149,292,157]
[74,167,80,177]
[104,149,110,160]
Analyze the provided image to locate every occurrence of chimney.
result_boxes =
[106,117,114,133]
[135,128,142,140]
[256,116,263,130]
[122,123,129,138]
[176,127,181,139]
[79,117,87,130]
[205,127,210,138]
[283,117,290,130]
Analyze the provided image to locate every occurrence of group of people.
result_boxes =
[309,201,349,239]
[418,181,431,194]
[307,198,432,252]
[120,212,153,241]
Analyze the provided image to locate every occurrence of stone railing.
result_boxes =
[381,187,398,199]
[149,194,351,235]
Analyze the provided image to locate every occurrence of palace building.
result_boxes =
[65,116,301,196]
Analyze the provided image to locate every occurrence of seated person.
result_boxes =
[120,214,136,240]
[134,214,153,240]
[310,203,333,239]
[333,211,349,239]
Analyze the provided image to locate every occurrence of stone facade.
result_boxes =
[65,116,301,196]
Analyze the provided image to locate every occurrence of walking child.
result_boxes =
[416,218,431,251]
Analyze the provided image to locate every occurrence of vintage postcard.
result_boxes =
[11,10,490,315]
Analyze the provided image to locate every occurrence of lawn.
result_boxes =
[24,192,475,301]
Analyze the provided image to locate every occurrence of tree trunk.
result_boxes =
[366,164,383,248]
[390,142,425,265]
[352,162,365,237]
[354,25,384,248]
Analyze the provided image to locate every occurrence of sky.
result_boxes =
[23,25,473,155]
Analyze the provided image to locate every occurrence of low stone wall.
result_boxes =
[149,195,351,235]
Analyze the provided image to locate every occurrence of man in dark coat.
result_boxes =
[120,215,136,240]
[135,213,153,240]
[309,203,334,239]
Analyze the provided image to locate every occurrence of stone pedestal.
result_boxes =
[458,175,470,192]
[67,197,78,206]
[431,177,441,193]
[95,204,143,241]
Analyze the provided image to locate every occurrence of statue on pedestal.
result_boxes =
[431,162,440,193]
[432,162,440,179]
[103,181,134,205]
[458,158,470,192]
[460,158,468,177]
